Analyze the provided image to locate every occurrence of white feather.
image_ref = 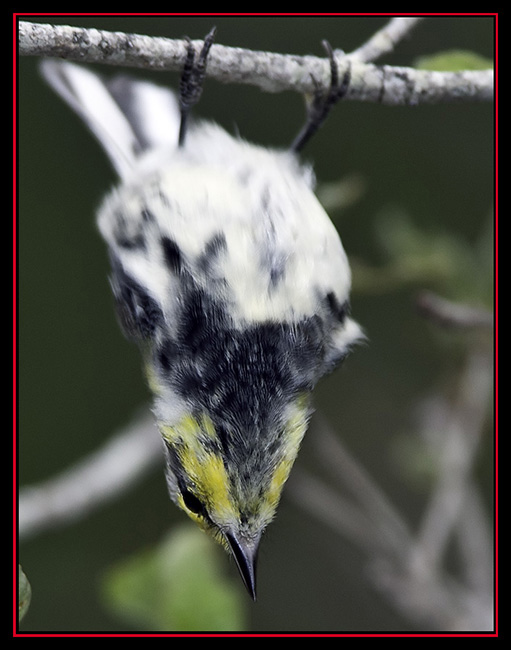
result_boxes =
[40,60,180,180]
[41,60,138,178]
[127,80,180,150]
[42,61,362,354]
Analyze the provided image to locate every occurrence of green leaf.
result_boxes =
[102,525,246,632]
[376,208,475,290]
[352,208,493,308]
[18,565,31,623]
[414,49,493,71]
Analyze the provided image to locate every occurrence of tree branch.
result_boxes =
[416,291,494,330]
[349,16,424,63]
[18,412,162,540]
[18,19,493,105]
[288,346,494,631]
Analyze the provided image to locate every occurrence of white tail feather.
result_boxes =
[40,60,180,179]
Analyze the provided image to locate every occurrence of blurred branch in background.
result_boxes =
[416,291,494,330]
[18,412,162,540]
[18,17,493,105]
[288,327,494,631]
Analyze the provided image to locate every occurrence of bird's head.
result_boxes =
[159,395,311,599]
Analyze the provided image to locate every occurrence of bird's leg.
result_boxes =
[178,26,217,147]
[291,40,351,153]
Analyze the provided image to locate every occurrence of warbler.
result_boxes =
[40,30,361,600]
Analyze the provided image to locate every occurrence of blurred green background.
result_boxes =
[18,15,494,633]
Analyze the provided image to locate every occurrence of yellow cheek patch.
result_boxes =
[200,413,216,439]
[160,415,238,524]
[160,414,206,450]
[260,395,311,519]
[266,458,293,509]
[282,398,309,457]
[180,449,234,518]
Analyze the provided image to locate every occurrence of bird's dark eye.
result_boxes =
[181,488,207,517]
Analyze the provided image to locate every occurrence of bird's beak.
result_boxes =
[225,531,260,601]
